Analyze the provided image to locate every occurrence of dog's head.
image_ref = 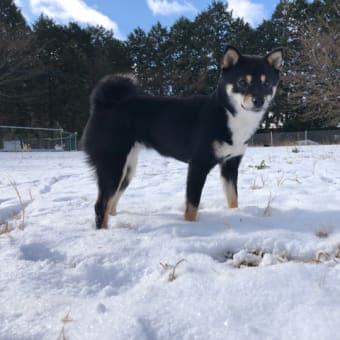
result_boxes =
[219,46,283,114]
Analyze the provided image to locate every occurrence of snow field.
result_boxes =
[0,145,340,339]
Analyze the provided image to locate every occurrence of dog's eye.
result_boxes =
[238,79,248,88]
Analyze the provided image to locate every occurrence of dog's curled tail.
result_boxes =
[90,73,138,109]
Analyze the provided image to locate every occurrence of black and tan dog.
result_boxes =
[83,46,283,228]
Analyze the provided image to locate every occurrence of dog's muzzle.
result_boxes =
[252,96,265,109]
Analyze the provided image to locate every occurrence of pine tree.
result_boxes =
[33,16,131,132]
[168,2,254,95]
[0,0,28,32]
[255,0,311,129]
[127,27,150,92]
[168,17,204,95]
[146,22,170,95]
[127,23,169,95]
[0,0,42,127]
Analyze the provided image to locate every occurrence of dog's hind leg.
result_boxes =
[220,156,242,208]
[94,153,130,229]
[110,144,139,216]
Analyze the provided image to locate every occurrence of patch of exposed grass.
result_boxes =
[255,160,267,170]
[315,226,329,238]
[0,222,10,235]
[226,245,340,268]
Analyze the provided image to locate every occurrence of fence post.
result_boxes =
[270,131,273,146]
[74,132,78,151]
[305,130,307,144]
[60,129,63,148]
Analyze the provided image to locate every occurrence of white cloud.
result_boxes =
[147,0,197,16]
[227,0,266,27]
[29,0,123,38]
[14,0,32,22]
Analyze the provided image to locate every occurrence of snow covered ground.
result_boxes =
[1,145,340,340]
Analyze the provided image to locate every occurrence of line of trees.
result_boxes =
[0,0,339,134]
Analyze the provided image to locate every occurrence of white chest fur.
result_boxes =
[213,108,264,161]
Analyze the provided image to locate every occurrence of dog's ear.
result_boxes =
[266,48,283,71]
[221,46,241,69]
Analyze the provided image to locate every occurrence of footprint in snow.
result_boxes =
[319,175,334,184]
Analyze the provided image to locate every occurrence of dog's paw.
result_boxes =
[184,204,198,222]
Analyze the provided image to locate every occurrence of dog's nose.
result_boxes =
[252,96,264,108]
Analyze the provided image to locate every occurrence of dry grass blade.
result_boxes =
[316,251,332,262]
[61,311,73,323]
[335,246,340,259]
[315,227,329,238]
[7,177,25,229]
[238,260,259,267]
[29,189,34,201]
[169,259,186,282]
[57,326,67,340]
[160,258,186,282]
[0,222,10,235]
[160,262,171,270]
[250,177,263,190]
[276,173,285,186]
[57,311,74,340]
[263,192,273,217]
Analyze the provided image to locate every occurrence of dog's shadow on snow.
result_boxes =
[117,206,340,238]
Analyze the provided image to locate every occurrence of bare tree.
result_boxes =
[286,6,340,127]
[0,24,43,98]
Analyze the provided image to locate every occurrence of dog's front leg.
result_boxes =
[184,162,212,221]
[220,155,243,208]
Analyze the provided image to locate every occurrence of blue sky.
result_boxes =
[14,0,279,40]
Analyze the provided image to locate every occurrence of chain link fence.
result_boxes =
[249,129,340,146]
[0,126,78,151]
[1,126,339,151]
